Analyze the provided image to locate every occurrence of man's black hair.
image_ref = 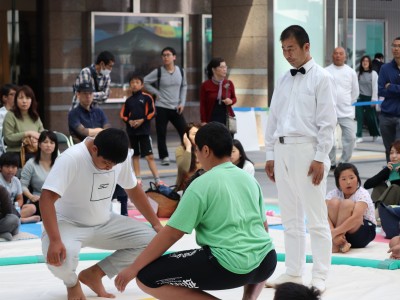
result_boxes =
[161,47,176,56]
[374,53,384,59]
[280,25,310,47]
[274,282,321,300]
[0,83,17,105]
[93,128,129,164]
[0,152,19,168]
[96,51,115,65]
[195,122,232,159]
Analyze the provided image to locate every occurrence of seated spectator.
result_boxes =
[115,122,277,300]
[326,163,376,253]
[0,185,20,241]
[231,139,255,176]
[68,81,110,144]
[364,140,400,206]
[174,122,202,191]
[0,83,17,137]
[20,130,59,220]
[0,152,39,223]
[3,85,44,167]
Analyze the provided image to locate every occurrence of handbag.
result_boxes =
[226,113,237,134]
[20,136,38,167]
[145,182,180,218]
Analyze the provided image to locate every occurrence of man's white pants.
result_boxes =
[274,141,332,280]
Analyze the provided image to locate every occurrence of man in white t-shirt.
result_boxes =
[40,128,162,300]
[325,47,359,169]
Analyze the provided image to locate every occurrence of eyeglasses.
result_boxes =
[162,53,173,57]
[391,44,400,49]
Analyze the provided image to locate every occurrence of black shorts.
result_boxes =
[137,247,277,290]
[128,134,153,157]
[345,219,376,248]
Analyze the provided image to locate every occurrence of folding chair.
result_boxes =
[53,131,72,153]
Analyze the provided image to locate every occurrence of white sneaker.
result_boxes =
[265,273,303,288]
[355,137,363,143]
[161,157,170,166]
[310,278,326,293]
[372,136,379,142]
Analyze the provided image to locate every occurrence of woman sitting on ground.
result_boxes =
[326,163,376,253]
[20,130,58,220]
[364,140,400,206]
[174,122,202,192]
[231,139,255,176]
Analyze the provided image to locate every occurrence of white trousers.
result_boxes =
[329,117,356,165]
[41,213,156,287]
[274,141,332,280]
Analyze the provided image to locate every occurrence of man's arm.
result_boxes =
[39,189,66,266]
[351,69,360,103]
[93,76,111,103]
[125,185,162,232]
[178,67,188,108]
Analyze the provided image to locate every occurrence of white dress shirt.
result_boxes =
[265,58,337,162]
[325,63,359,118]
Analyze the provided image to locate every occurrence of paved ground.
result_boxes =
[137,131,386,205]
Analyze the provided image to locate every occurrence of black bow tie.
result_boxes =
[290,67,306,76]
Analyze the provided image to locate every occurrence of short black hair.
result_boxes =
[0,83,18,104]
[374,53,384,59]
[0,152,19,168]
[161,47,176,56]
[195,122,232,159]
[128,73,144,84]
[96,51,115,65]
[334,163,361,190]
[274,282,321,300]
[206,57,225,80]
[280,25,310,47]
[93,128,129,164]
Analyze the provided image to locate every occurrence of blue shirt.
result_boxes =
[378,59,400,117]
[68,104,109,141]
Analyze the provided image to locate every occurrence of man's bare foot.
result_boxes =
[21,215,41,223]
[67,281,86,300]
[340,242,351,253]
[78,265,115,298]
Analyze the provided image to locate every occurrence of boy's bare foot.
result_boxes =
[340,242,351,253]
[67,281,86,300]
[78,264,115,298]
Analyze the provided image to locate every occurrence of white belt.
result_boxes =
[278,136,316,144]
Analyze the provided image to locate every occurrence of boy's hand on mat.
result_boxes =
[47,241,66,266]
[115,266,138,292]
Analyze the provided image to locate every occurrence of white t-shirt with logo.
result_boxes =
[42,140,136,226]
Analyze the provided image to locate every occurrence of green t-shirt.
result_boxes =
[167,162,274,274]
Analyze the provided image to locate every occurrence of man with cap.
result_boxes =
[68,81,111,144]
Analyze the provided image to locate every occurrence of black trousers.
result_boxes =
[155,106,187,159]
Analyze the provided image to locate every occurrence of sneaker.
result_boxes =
[161,157,170,166]
[310,278,326,293]
[265,273,303,288]
[372,136,379,142]
[355,137,363,143]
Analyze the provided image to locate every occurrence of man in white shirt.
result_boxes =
[265,25,336,293]
[40,128,162,300]
[325,47,359,169]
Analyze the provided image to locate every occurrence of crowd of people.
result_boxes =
[1,29,400,300]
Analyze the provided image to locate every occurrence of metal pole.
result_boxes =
[343,0,348,52]
[352,0,356,68]
[133,0,140,13]
[334,0,338,48]
[11,0,16,83]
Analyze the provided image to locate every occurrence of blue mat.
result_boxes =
[20,223,42,237]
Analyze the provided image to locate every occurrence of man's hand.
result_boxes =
[265,160,275,182]
[46,240,66,266]
[177,105,184,114]
[307,160,324,185]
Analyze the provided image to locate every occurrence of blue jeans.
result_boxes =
[379,113,400,162]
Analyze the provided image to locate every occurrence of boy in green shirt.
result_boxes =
[115,122,276,299]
